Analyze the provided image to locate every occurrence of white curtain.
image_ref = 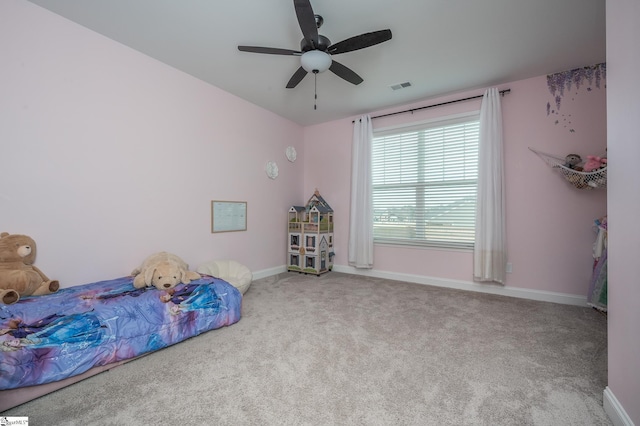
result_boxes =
[348,114,374,268]
[474,88,507,284]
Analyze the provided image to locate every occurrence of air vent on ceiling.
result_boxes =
[390,81,412,91]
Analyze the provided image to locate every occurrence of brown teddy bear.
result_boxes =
[131,252,201,290]
[0,232,60,305]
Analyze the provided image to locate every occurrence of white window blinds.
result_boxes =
[372,113,480,249]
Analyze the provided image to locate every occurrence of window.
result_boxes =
[306,256,315,268]
[372,112,480,249]
[306,235,316,248]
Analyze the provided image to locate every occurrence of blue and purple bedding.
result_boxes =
[0,275,241,390]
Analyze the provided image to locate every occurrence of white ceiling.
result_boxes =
[27,0,606,127]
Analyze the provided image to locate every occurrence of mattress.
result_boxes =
[0,275,241,390]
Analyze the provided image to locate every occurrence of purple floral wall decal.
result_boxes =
[546,63,606,133]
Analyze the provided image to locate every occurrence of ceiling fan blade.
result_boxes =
[238,46,302,56]
[329,60,363,85]
[286,66,308,88]
[327,29,392,55]
[294,0,318,47]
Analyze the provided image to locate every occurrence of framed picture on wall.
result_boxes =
[211,201,247,233]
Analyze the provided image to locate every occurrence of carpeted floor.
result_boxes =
[3,272,610,425]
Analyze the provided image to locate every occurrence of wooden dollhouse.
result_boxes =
[287,190,334,275]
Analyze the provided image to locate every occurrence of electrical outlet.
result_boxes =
[506,263,513,273]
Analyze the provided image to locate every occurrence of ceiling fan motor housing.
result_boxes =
[300,35,331,52]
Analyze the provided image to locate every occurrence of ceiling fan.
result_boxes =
[238,0,392,90]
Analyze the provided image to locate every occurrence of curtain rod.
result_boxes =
[353,88,511,123]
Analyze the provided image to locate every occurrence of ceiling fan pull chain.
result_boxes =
[314,70,318,110]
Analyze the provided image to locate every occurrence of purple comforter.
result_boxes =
[0,275,241,390]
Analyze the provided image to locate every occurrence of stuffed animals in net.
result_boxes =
[0,232,59,305]
[583,155,607,172]
[131,252,201,290]
[582,155,608,188]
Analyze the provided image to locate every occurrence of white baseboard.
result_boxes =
[331,265,588,306]
[252,265,287,280]
[604,386,635,426]
[253,264,588,306]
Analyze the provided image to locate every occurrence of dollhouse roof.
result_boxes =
[306,191,333,213]
[310,204,332,214]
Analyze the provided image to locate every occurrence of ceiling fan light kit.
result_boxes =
[301,50,332,73]
[237,0,392,95]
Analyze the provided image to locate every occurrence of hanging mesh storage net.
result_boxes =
[529,147,607,190]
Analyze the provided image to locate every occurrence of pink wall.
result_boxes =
[606,0,640,423]
[0,0,304,287]
[305,73,607,298]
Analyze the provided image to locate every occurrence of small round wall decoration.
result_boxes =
[265,161,279,179]
[286,146,297,162]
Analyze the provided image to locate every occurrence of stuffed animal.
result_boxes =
[131,252,201,290]
[583,155,607,172]
[565,172,587,189]
[563,154,582,169]
[0,232,59,305]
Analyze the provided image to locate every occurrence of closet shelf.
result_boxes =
[529,147,607,190]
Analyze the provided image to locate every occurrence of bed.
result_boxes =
[0,275,242,411]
